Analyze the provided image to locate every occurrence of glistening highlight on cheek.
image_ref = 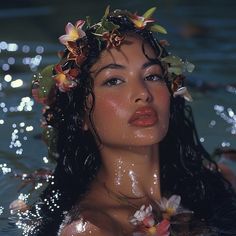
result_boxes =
[95,96,129,119]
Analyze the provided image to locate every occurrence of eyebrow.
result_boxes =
[142,59,162,70]
[94,59,162,78]
[94,64,125,77]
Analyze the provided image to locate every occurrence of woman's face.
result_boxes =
[86,35,170,148]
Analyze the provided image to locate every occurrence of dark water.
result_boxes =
[0,0,235,235]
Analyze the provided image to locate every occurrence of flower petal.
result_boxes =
[65,22,80,41]
[75,20,85,28]
[65,22,76,34]
[156,219,170,236]
[167,195,181,210]
[59,35,70,45]
[173,87,193,102]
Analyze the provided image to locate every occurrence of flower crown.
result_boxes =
[32,6,194,106]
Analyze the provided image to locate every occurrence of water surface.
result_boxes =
[0,0,235,235]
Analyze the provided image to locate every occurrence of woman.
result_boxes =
[28,7,236,236]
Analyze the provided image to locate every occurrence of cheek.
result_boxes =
[155,88,170,131]
[93,94,129,127]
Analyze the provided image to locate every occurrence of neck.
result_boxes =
[97,144,161,204]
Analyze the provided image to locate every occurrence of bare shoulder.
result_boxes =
[59,219,112,236]
[58,208,122,236]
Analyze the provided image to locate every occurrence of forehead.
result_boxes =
[91,35,156,71]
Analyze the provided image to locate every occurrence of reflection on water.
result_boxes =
[0,0,235,235]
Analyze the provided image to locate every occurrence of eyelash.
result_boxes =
[144,74,164,82]
[102,74,164,87]
[103,78,123,87]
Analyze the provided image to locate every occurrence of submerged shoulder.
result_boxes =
[58,208,122,236]
[59,219,111,236]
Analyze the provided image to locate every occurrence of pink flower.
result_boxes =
[129,14,155,29]
[59,20,86,45]
[155,219,170,236]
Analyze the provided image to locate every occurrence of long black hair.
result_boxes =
[29,9,236,236]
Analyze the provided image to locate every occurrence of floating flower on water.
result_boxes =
[59,20,86,46]
[53,64,79,92]
[9,199,30,215]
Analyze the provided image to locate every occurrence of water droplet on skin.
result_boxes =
[128,170,142,197]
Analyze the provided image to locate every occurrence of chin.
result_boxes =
[130,126,168,144]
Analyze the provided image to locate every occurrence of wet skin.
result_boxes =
[60,35,170,236]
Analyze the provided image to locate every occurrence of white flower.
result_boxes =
[157,195,181,216]
[130,204,154,226]
[173,87,193,102]
[157,195,193,219]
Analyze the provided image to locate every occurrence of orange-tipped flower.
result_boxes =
[129,14,155,29]
[53,64,78,92]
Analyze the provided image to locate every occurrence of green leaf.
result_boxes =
[184,61,195,73]
[104,5,110,18]
[168,66,183,75]
[37,65,55,98]
[103,20,120,31]
[143,7,156,18]
[150,24,167,34]
[95,26,107,35]
[86,16,91,28]
[161,56,183,66]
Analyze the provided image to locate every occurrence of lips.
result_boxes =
[128,106,158,127]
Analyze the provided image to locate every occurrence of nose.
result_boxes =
[131,80,153,104]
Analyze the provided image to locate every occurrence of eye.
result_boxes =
[102,78,124,87]
[144,74,164,82]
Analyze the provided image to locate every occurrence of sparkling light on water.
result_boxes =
[43,156,49,164]
[221,141,231,147]
[7,43,18,52]
[0,163,12,175]
[214,105,236,135]
[18,193,30,202]
[0,206,4,215]
[226,85,236,94]
[200,137,205,143]
[9,121,34,155]
[4,74,12,82]
[15,190,61,236]
[0,40,46,235]
[11,79,23,88]
[209,120,216,128]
